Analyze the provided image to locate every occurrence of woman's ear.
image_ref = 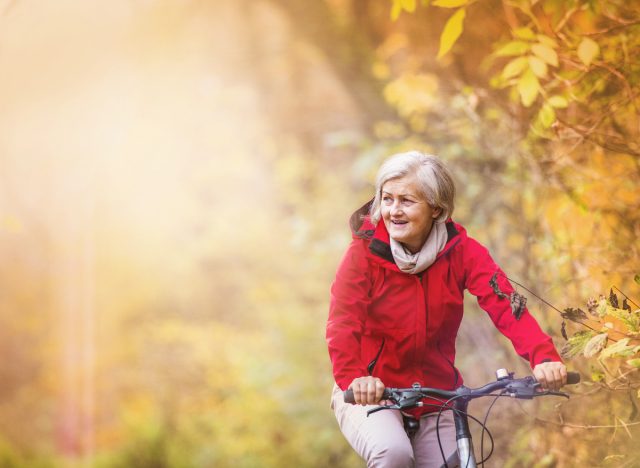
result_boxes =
[432,207,442,219]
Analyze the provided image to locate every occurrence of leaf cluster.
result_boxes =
[561,287,640,384]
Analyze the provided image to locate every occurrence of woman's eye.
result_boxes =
[402,199,414,206]
[382,196,392,203]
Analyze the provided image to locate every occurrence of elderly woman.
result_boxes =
[326,151,566,468]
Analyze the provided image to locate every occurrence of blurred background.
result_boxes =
[0,0,638,466]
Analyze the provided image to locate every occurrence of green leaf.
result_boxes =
[437,8,466,59]
[529,56,548,78]
[560,330,594,359]
[531,43,559,67]
[401,0,417,12]
[601,338,633,358]
[502,56,528,80]
[494,40,530,57]
[578,37,600,66]
[517,68,540,107]
[583,333,608,358]
[548,95,569,108]
[513,27,535,40]
[432,0,468,7]
[628,358,640,368]
[537,104,556,128]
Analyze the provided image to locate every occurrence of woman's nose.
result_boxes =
[390,200,402,215]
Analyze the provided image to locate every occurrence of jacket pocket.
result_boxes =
[367,338,386,375]
[361,331,386,375]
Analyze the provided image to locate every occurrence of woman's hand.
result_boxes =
[348,376,385,405]
[533,361,567,391]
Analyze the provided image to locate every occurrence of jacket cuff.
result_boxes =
[531,350,563,368]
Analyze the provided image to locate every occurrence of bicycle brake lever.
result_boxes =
[366,405,398,416]
[398,400,423,410]
[536,390,570,399]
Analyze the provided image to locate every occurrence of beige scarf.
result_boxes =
[390,222,448,274]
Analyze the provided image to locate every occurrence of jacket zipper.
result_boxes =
[367,338,386,375]
[418,264,460,388]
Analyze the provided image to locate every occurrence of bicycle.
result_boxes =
[344,369,580,467]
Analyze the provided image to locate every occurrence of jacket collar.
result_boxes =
[349,199,464,271]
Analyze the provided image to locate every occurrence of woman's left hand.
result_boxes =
[533,361,567,391]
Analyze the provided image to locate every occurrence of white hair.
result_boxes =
[369,151,455,224]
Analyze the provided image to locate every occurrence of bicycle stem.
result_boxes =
[453,398,476,468]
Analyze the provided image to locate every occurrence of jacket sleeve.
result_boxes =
[326,239,372,390]
[463,238,562,367]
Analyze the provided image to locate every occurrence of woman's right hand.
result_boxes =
[348,376,385,405]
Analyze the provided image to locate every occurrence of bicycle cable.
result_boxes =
[479,393,503,468]
[434,394,496,468]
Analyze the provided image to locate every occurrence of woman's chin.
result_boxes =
[389,229,409,242]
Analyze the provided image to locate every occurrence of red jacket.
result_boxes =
[326,202,561,414]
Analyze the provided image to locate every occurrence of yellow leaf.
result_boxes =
[626,358,640,368]
[517,68,540,107]
[528,55,548,78]
[548,95,568,108]
[531,43,559,67]
[537,103,556,128]
[494,40,530,57]
[578,37,600,66]
[391,0,403,20]
[537,34,558,48]
[437,8,466,59]
[513,27,535,39]
[501,56,528,80]
[432,0,468,7]
[372,61,391,80]
[401,0,417,12]
[383,73,439,117]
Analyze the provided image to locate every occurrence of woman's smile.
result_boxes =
[380,175,440,253]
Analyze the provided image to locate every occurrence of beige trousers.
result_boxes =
[331,384,458,468]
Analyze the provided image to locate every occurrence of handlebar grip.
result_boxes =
[343,388,392,404]
[566,371,580,385]
[343,389,355,404]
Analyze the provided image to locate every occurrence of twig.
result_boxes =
[535,417,640,430]
[555,117,640,158]
[609,417,619,443]
[554,6,578,34]
[584,20,640,36]
[593,61,638,111]
[504,276,563,314]
[618,417,633,439]
[517,401,640,429]
[613,286,640,309]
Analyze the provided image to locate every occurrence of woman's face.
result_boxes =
[381,174,441,254]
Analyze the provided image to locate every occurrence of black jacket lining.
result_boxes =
[445,221,459,243]
[369,238,396,264]
[350,199,374,239]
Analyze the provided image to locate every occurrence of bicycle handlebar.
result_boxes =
[343,370,580,405]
